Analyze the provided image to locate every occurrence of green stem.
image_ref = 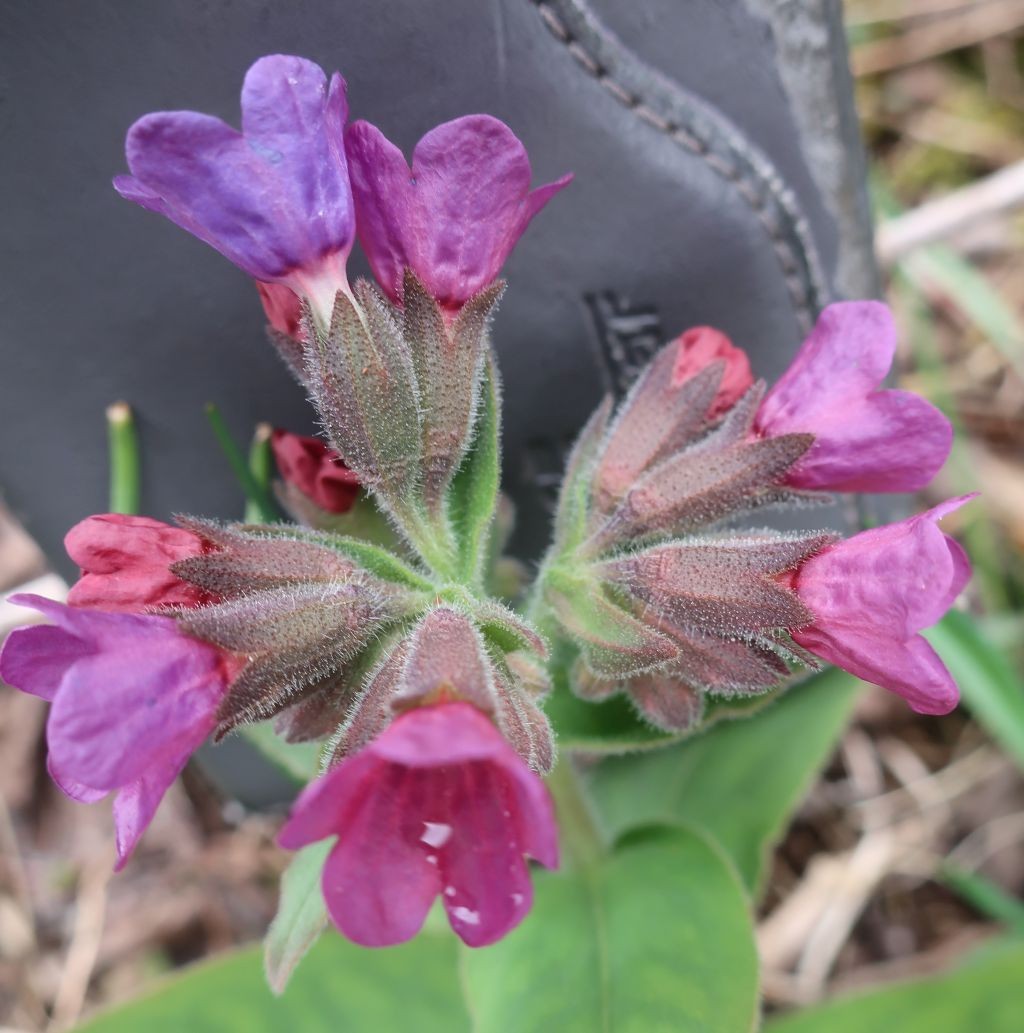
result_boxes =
[546,757,607,872]
[205,404,279,523]
[106,401,141,515]
[392,502,460,583]
[246,422,275,524]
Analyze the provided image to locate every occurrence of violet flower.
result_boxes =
[279,701,558,947]
[114,55,354,322]
[66,514,210,612]
[346,115,572,309]
[755,301,952,492]
[0,595,234,867]
[271,429,360,515]
[785,496,974,714]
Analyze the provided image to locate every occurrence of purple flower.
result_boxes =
[0,595,232,867]
[786,496,974,714]
[279,701,558,947]
[114,55,354,319]
[346,115,572,308]
[755,301,952,492]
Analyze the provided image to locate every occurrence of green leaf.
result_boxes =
[940,865,1024,936]
[588,667,860,892]
[764,942,1024,1033]
[77,930,470,1033]
[925,610,1024,772]
[245,424,274,525]
[264,841,331,993]
[449,353,501,585]
[205,403,279,523]
[460,825,759,1033]
[240,723,320,783]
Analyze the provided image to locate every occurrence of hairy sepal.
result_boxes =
[593,350,725,512]
[402,271,502,512]
[303,289,422,507]
[544,570,679,679]
[597,531,834,637]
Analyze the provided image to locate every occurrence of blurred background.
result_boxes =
[1,1,1023,1028]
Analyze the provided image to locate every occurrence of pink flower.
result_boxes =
[279,702,558,947]
[66,514,210,612]
[271,430,360,515]
[0,595,233,867]
[786,496,974,714]
[346,115,572,308]
[114,55,354,323]
[257,282,304,340]
[755,301,952,492]
[671,326,753,417]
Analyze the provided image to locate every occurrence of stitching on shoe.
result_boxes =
[530,0,830,331]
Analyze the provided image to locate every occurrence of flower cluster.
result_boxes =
[0,53,972,963]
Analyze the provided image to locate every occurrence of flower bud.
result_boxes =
[270,429,360,516]
[65,514,211,612]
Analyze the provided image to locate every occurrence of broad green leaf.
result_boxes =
[764,942,1024,1033]
[588,667,860,891]
[240,723,320,783]
[449,354,501,585]
[76,930,470,1033]
[264,841,332,993]
[925,610,1024,772]
[460,825,759,1033]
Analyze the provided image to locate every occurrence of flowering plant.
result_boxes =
[1,55,975,1025]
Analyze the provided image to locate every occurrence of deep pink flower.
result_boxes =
[755,301,952,492]
[114,55,354,321]
[0,595,233,867]
[257,282,304,340]
[271,430,360,515]
[279,702,558,947]
[65,514,209,612]
[346,115,572,308]
[786,496,974,714]
[671,326,754,417]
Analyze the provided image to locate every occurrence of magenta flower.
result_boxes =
[755,301,952,492]
[671,326,753,418]
[271,430,360,515]
[0,595,233,867]
[279,702,558,947]
[114,55,354,320]
[346,115,572,308]
[786,496,974,714]
[66,514,210,612]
